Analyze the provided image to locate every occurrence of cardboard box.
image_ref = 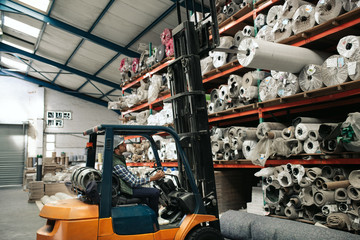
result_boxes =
[44,182,73,196]
[28,181,44,201]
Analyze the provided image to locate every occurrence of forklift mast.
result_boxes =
[167,0,220,220]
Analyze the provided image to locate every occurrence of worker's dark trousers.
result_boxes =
[132,187,160,217]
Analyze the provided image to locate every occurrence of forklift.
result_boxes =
[37,0,222,239]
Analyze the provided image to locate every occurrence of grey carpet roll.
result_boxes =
[211,127,225,141]
[322,204,338,216]
[303,138,320,154]
[280,0,308,19]
[211,140,224,153]
[335,188,348,202]
[231,137,243,151]
[292,117,323,126]
[225,2,240,18]
[213,98,225,112]
[238,128,258,141]
[278,171,294,187]
[264,184,283,205]
[315,0,343,25]
[242,71,258,87]
[220,210,360,240]
[228,74,242,88]
[349,170,360,188]
[282,126,295,139]
[299,178,312,188]
[207,102,215,114]
[348,185,360,201]
[342,0,360,12]
[285,205,299,219]
[275,72,300,97]
[259,76,278,102]
[217,12,226,25]
[256,25,274,42]
[242,25,255,37]
[306,167,322,180]
[308,129,322,141]
[228,126,242,139]
[292,4,316,34]
[256,122,286,140]
[242,139,257,159]
[295,123,321,141]
[266,5,282,27]
[323,180,350,190]
[314,190,335,207]
[327,213,352,231]
[255,13,266,29]
[272,18,293,42]
[200,56,214,76]
[299,64,324,91]
[212,51,228,68]
[321,166,339,179]
[219,85,229,100]
[321,55,349,87]
[239,86,258,102]
[273,165,285,178]
[348,56,360,81]
[210,88,219,102]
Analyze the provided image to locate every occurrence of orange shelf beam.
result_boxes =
[203,64,244,83]
[122,93,171,115]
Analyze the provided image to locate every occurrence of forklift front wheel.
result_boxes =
[185,226,224,240]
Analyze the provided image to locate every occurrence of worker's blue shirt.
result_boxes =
[113,164,150,188]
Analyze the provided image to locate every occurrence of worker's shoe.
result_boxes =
[158,217,170,225]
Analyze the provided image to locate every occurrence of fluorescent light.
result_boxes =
[1,56,28,72]
[2,40,34,53]
[18,0,50,12]
[3,16,40,38]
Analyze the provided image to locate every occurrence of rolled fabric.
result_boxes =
[306,167,322,180]
[265,130,283,139]
[234,30,247,48]
[288,139,303,155]
[231,137,243,150]
[211,140,224,153]
[217,12,226,25]
[334,175,346,181]
[301,186,315,206]
[292,165,305,183]
[200,56,215,76]
[318,123,340,139]
[321,165,338,179]
[237,38,328,73]
[240,86,258,102]
[308,129,322,141]
[327,213,352,231]
[264,184,283,205]
[320,139,343,153]
[295,123,321,141]
[314,190,335,207]
[323,180,350,190]
[242,25,255,37]
[242,140,257,159]
[275,72,300,97]
[212,51,228,68]
[238,128,258,141]
[210,88,220,103]
[208,102,215,114]
[219,85,229,100]
[315,177,330,189]
[255,25,274,42]
[282,126,295,139]
[266,5,283,27]
[348,185,360,201]
[225,2,240,18]
[348,56,360,81]
[334,188,348,202]
[321,55,349,87]
[337,35,360,59]
[292,4,316,35]
[273,165,285,178]
[322,204,338,216]
[272,18,293,42]
[278,171,293,187]
[214,99,225,112]
[293,117,323,126]
[165,38,174,57]
[275,204,286,216]
[228,74,242,87]
[298,64,324,91]
[342,0,360,12]
[256,122,286,140]
[242,71,258,87]
[285,205,299,219]
[259,76,278,102]
[299,178,312,188]
[211,127,225,141]
[349,170,360,188]
[315,0,343,25]
[303,138,320,154]
[136,110,150,125]
[280,0,308,19]
[228,127,242,139]
[224,149,233,160]
[255,13,266,29]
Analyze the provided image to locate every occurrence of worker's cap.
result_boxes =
[114,137,125,149]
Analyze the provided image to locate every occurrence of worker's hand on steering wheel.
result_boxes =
[150,170,165,181]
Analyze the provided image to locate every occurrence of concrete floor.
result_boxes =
[0,186,45,240]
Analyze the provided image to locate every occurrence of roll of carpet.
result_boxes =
[242,140,257,159]
[229,78,241,99]
[289,139,303,155]
[240,86,258,102]
[136,110,150,125]
[217,12,227,25]
[308,129,322,141]
[213,99,225,112]
[242,71,258,87]
[225,2,240,18]
[228,74,242,88]
[228,127,242,139]
[295,123,321,141]
[321,55,349,87]
[275,72,300,97]
[299,178,312,188]
[266,5,283,27]
[278,170,293,187]
[211,140,224,153]
[320,138,343,154]
[237,38,327,73]
[348,57,360,81]
[211,127,225,141]
[136,88,148,102]
[265,130,283,139]
[322,204,338,216]
[290,195,303,208]
[293,165,305,184]
[314,190,335,207]
[285,205,299,219]
[224,149,233,160]
[348,185,360,201]
[337,35,360,59]
[242,25,255,37]
[327,213,352,231]
[238,128,258,141]
[315,0,343,25]
[334,188,348,202]
[292,4,316,35]
[342,0,360,12]
[231,137,243,151]
[264,184,282,205]
[212,51,228,68]
[200,56,215,76]
[298,64,324,91]
[301,186,315,206]
[210,88,220,103]
[165,38,174,57]
[255,25,274,42]
[256,122,286,140]
[227,45,239,63]
[219,85,229,100]
[131,58,140,73]
[155,44,165,63]
[280,0,308,19]
[293,117,323,126]
[259,76,278,102]
[282,126,295,139]
[272,18,293,42]
[160,28,172,45]
[208,102,215,114]
[234,30,247,48]
[323,180,350,190]
[306,167,322,181]
[255,13,266,29]
[303,138,320,154]
[349,170,360,188]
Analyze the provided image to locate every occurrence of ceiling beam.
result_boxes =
[0,42,121,89]
[0,0,139,57]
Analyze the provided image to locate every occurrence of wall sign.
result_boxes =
[46,111,72,128]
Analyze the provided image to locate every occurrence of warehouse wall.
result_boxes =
[0,76,120,159]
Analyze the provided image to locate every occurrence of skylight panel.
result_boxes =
[1,56,28,72]
[2,40,34,53]
[18,0,50,12]
[3,16,40,38]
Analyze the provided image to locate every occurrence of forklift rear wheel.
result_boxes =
[185,226,224,240]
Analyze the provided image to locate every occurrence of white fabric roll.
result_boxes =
[280,0,308,19]
[136,110,150,125]
[237,38,327,73]
[282,126,295,139]
[200,56,214,76]
[252,70,268,80]
[304,138,320,154]
[259,76,278,102]
[242,71,258,87]
[213,51,228,68]
[214,99,225,112]
[243,25,255,37]
[228,75,242,98]
[272,18,293,42]
[321,55,349,87]
[255,13,266,29]
[210,88,220,103]
[342,0,360,12]
[337,35,360,59]
[266,5,283,27]
[275,72,300,97]
[256,122,287,140]
[228,74,242,86]
[348,57,360,81]
[299,64,324,91]
[308,129,322,141]
[234,30,247,48]
[292,4,316,34]
[278,171,293,187]
[238,128,258,141]
[219,36,234,48]
[256,25,274,42]
[242,140,257,159]
[315,0,343,25]
[219,85,229,100]
[211,127,224,141]
[295,123,321,141]
[240,86,258,101]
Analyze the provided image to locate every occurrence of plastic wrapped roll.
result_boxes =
[266,5,282,27]
[282,126,295,139]
[348,57,360,81]
[238,38,327,73]
[210,88,220,103]
[225,2,240,18]
[242,140,257,159]
[211,140,224,153]
[256,25,275,42]
[211,127,225,141]
[131,58,140,73]
[217,12,226,25]
[327,213,352,231]
[200,56,214,76]
[321,55,348,87]
[295,123,321,141]
[219,85,229,100]
[165,38,174,57]
[255,13,266,29]
[293,117,323,126]
[342,0,360,12]
[259,76,278,102]
[337,35,360,59]
[242,71,258,87]
[272,19,293,42]
[136,110,150,125]
[278,171,293,187]
[298,64,324,91]
[304,138,320,154]
[160,28,172,45]
[256,122,286,140]
[308,129,322,141]
[228,74,242,98]
[155,44,165,63]
[219,36,234,48]
[240,86,258,102]
[242,25,255,37]
[238,128,258,141]
[234,30,247,48]
[213,51,228,68]
[315,0,343,25]
[275,72,300,97]
[214,99,225,112]
[280,0,308,19]
[292,4,316,34]
[227,74,242,87]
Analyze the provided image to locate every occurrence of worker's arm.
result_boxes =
[113,165,164,187]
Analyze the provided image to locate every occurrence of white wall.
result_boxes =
[0,76,120,159]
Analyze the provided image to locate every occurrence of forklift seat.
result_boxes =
[116,195,142,205]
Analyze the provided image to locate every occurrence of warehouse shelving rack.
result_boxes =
[120,1,360,168]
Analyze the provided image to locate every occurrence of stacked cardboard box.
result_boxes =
[44,182,72,196]
[23,168,36,190]
[42,157,64,176]
[28,181,44,202]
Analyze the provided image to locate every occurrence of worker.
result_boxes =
[113,138,168,224]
